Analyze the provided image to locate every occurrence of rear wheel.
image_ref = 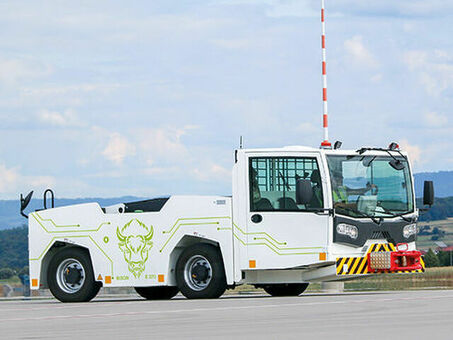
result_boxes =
[263,283,309,297]
[176,244,226,299]
[48,247,100,302]
[135,286,179,300]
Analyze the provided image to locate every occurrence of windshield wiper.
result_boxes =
[335,206,382,225]
[375,204,413,222]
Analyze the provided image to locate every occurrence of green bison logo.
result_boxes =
[116,219,154,278]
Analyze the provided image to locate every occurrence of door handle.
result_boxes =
[251,214,263,223]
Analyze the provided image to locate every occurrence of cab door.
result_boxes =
[245,154,329,270]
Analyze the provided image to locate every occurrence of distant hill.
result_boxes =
[414,171,453,198]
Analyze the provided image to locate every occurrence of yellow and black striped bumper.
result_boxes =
[336,243,425,276]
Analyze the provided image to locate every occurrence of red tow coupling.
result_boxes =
[367,243,422,272]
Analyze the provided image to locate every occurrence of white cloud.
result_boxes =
[404,50,427,70]
[328,1,453,18]
[216,0,318,18]
[0,163,55,198]
[23,83,122,97]
[0,57,53,84]
[399,139,422,166]
[424,112,448,128]
[404,50,453,96]
[344,36,378,68]
[93,125,199,172]
[28,175,56,188]
[136,125,198,164]
[0,164,19,192]
[220,0,453,19]
[102,133,136,165]
[297,122,317,134]
[142,167,177,176]
[370,74,383,83]
[210,39,251,50]
[20,83,124,108]
[403,22,415,32]
[37,109,83,127]
[192,163,231,182]
[265,0,318,18]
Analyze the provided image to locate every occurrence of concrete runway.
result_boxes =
[1,290,453,339]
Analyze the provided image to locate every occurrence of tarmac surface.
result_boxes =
[1,289,453,339]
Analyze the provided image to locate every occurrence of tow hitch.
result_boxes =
[367,243,422,272]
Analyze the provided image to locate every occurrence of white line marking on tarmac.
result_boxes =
[1,293,453,323]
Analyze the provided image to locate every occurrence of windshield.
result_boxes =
[326,155,414,218]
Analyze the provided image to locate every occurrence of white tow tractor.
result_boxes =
[21,143,434,302]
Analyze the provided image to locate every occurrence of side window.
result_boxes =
[249,157,323,211]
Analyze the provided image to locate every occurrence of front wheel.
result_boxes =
[176,244,227,299]
[47,247,101,302]
[263,283,309,297]
[135,286,179,300]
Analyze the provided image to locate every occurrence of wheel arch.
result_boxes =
[167,235,229,286]
[39,242,101,289]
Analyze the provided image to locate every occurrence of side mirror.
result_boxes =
[296,179,313,205]
[20,191,34,219]
[423,181,434,207]
[389,159,405,171]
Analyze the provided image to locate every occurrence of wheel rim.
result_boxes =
[184,255,212,291]
[56,258,86,294]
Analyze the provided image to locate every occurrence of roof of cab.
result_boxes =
[237,145,409,157]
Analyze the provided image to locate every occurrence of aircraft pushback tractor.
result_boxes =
[21,143,434,302]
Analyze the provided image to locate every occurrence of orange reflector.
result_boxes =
[31,279,38,287]
[249,260,256,268]
[158,274,165,282]
[319,252,327,261]
[97,274,103,281]
[105,276,112,284]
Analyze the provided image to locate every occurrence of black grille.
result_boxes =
[371,231,392,240]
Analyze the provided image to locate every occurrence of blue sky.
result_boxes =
[1,0,452,199]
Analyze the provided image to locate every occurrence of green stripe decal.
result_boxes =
[32,213,111,233]
[159,221,220,252]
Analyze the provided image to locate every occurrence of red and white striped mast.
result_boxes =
[320,0,331,148]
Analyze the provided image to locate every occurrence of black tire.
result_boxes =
[135,286,179,300]
[47,247,101,302]
[263,283,309,297]
[176,244,227,299]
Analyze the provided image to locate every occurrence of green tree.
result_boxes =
[0,268,15,279]
[424,249,440,267]
[18,266,29,276]
[0,226,28,270]
[437,251,453,267]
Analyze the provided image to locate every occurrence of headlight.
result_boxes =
[336,223,358,239]
[403,224,417,238]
